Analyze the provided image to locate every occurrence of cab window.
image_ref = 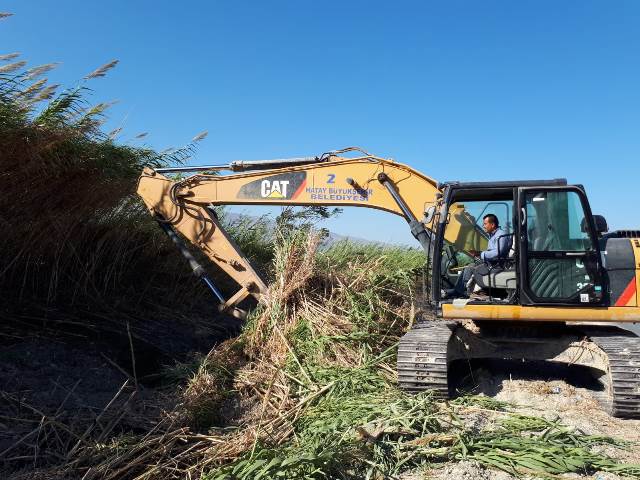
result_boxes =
[523,189,602,303]
[526,191,592,252]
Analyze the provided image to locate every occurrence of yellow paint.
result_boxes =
[447,202,488,252]
[442,303,640,322]
[175,155,479,248]
[136,169,268,308]
[138,155,454,313]
[633,239,640,307]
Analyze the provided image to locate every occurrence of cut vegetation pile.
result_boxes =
[2,27,640,480]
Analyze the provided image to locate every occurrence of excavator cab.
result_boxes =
[401,179,640,418]
[432,179,606,309]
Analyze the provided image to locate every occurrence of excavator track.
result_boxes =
[397,321,455,397]
[397,321,640,419]
[578,326,640,419]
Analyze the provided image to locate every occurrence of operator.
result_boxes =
[449,214,510,298]
[468,214,509,262]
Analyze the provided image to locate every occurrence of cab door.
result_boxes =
[517,187,604,306]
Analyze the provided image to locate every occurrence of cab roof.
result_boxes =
[439,179,567,190]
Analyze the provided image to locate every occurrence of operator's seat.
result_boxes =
[473,233,517,291]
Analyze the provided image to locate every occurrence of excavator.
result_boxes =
[136,147,640,418]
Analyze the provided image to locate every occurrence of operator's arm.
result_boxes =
[480,246,498,262]
[480,230,509,262]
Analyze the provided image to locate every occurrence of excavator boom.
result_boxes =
[137,149,482,315]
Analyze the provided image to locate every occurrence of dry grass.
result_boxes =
[0,47,250,478]
[0,51,223,346]
[11,228,420,479]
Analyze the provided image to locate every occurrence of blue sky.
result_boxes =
[2,1,639,245]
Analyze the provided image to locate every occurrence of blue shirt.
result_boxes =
[481,228,511,262]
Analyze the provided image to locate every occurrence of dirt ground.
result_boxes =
[412,364,640,480]
[0,316,234,478]
[412,460,626,480]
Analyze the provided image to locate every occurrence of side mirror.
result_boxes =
[423,205,436,224]
[593,215,608,234]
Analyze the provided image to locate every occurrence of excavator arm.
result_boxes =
[136,148,481,317]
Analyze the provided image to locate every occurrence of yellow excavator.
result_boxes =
[137,147,640,418]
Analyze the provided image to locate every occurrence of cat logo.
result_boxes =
[261,180,289,198]
[237,172,307,201]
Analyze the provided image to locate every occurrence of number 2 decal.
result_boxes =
[327,174,335,184]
